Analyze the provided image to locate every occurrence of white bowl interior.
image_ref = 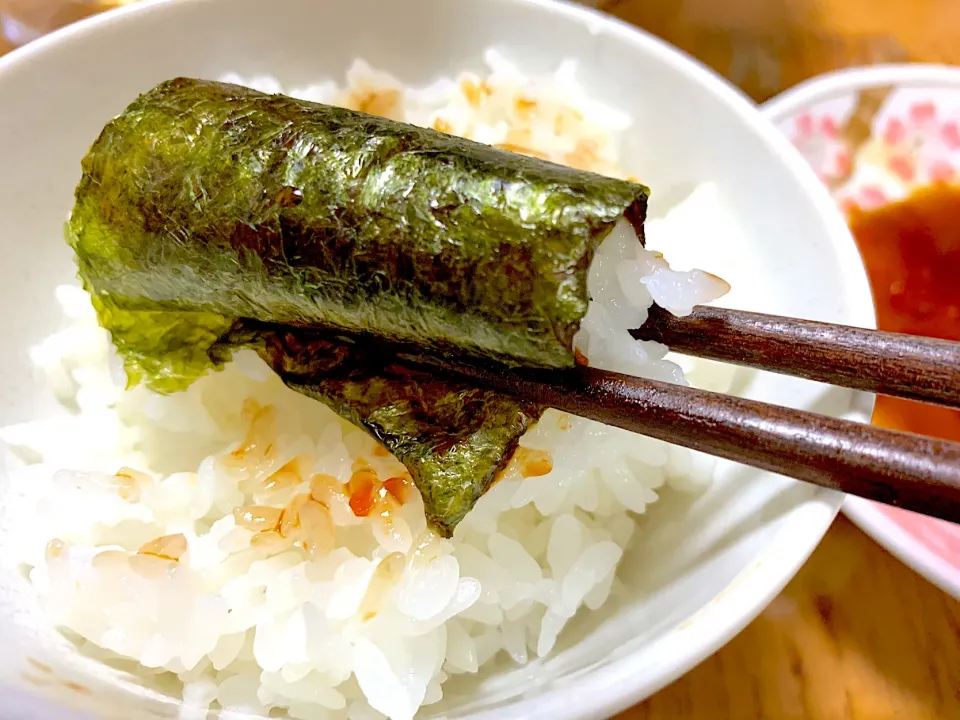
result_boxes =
[0,0,874,718]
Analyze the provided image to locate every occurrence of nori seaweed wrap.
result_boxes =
[68,78,650,534]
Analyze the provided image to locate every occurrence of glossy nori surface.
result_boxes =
[67,77,649,532]
[247,326,542,534]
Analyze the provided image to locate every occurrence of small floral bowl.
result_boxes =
[764,65,960,599]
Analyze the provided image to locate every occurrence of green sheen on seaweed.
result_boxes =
[244,326,543,534]
[68,77,650,533]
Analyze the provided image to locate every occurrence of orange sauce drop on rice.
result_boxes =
[348,469,379,517]
[137,533,187,562]
[514,448,553,478]
[382,476,414,504]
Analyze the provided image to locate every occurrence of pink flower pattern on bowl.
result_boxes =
[836,184,891,216]
[788,113,851,182]
[785,95,960,215]
[875,504,960,562]
[879,101,960,184]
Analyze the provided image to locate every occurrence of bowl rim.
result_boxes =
[762,63,960,118]
[763,62,960,602]
[0,1,862,718]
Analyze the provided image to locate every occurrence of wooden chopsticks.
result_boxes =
[418,358,960,525]
[632,305,960,408]
[406,308,960,524]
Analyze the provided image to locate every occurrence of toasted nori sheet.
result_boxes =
[67,77,649,533]
[241,325,542,534]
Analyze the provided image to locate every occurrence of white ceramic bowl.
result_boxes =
[0,1,874,718]
[764,64,960,600]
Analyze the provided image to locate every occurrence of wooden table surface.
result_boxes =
[2,1,960,718]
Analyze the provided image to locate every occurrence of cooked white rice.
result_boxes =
[1,51,735,720]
